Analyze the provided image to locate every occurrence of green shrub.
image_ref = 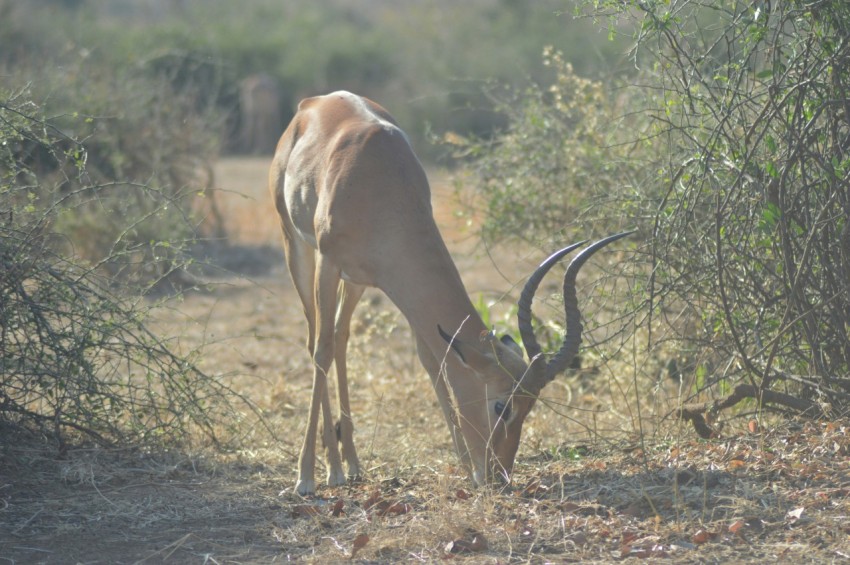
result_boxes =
[453,47,649,246]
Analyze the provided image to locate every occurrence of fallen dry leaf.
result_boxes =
[292,504,321,518]
[455,489,471,500]
[692,529,718,544]
[446,533,488,554]
[331,498,345,517]
[729,517,764,537]
[621,530,639,545]
[363,490,382,510]
[377,502,412,516]
[727,459,747,471]
[350,533,369,559]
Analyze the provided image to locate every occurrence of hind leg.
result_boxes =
[296,254,346,494]
[279,214,345,493]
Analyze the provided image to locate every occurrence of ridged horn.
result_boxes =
[517,231,635,388]
[517,241,587,364]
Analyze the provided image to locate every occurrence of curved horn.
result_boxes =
[544,230,635,382]
[517,240,587,364]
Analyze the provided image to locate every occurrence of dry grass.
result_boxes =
[1,158,849,563]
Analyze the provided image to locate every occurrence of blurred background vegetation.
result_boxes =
[0,0,628,158]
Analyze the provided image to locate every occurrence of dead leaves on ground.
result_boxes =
[617,508,819,559]
[288,482,492,558]
[291,487,414,521]
[363,489,413,517]
[692,529,719,544]
[284,421,850,561]
[623,420,850,558]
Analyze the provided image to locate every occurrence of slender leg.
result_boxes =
[414,334,473,475]
[311,255,346,489]
[295,359,323,496]
[290,252,346,495]
[279,218,326,495]
[334,281,366,479]
[280,220,317,355]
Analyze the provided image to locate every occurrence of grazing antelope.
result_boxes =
[269,91,630,495]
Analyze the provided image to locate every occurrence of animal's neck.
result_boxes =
[377,239,488,355]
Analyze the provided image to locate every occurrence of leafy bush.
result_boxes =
[454,46,648,246]
[641,0,850,422]
[462,0,850,428]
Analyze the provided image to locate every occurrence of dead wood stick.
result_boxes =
[679,383,822,438]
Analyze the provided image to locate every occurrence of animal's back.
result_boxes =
[271,91,440,287]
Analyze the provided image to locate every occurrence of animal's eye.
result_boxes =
[494,400,511,421]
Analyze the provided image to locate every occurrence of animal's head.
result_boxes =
[439,232,632,485]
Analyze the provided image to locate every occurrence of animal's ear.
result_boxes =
[438,325,468,365]
[499,334,523,358]
[437,325,494,371]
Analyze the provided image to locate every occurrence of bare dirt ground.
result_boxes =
[2,158,849,563]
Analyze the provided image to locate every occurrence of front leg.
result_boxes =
[320,380,347,487]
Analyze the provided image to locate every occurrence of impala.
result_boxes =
[270,91,630,495]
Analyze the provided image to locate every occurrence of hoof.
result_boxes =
[347,462,362,481]
[295,478,316,496]
[327,467,347,487]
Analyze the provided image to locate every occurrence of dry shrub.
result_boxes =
[0,87,252,450]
